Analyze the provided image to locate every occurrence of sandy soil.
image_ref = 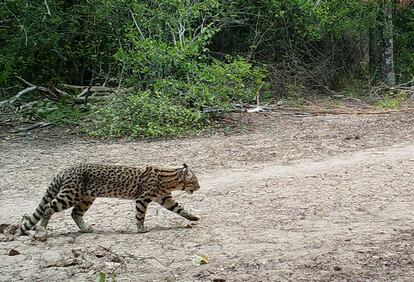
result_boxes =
[0,112,413,281]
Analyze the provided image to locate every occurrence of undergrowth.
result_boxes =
[35,102,85,126]
[82,91,203,138]
[375,91,408,109]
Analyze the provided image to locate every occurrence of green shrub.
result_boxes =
[394,6,414,81]
[115,0,222,87]
[83,91,203,138]
[19,98,85,126]
[375,91,408,109]
[82,58,268,138]
[153,58,269,110]
[189,59,268,109]
[0,0,130,87]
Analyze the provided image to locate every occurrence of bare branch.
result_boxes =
[314,0,323,9]
[15,76,61,100]
[16,76,35,87]
[178,22,185,46]
[78,86,115,97]
[60,84,86,90]
[192,17,205,40]
[44,0,51,16]
[129,9,145,40]
[0,86,37,107]
[49,84,71,97]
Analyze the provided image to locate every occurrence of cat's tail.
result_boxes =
[19,174,62,235]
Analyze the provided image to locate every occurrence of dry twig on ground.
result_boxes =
[10,121,52,133]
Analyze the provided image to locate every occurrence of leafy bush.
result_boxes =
[83,91,202,138]
[34,102,84,126]
[115,0,224,87]
[375,91,408,109]
[153,58,268,110]
[2,0,268,138]
[188,59,268,109]
[85,0,268,139]
[82,58,267,138]
[0,0,130,87]
[16,97,85,126]
[394,7,414,81]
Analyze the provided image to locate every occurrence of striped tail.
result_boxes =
[19,175,62,235]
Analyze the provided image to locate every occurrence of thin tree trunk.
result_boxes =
[369,26,380,79]
[382,0,396,86]
[361,29,370,75]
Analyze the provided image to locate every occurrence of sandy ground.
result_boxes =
[0,112,413,281]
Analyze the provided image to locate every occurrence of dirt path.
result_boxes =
[0,112,413,281]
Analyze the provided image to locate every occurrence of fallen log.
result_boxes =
[10,121,51,133]
[16,76,70,100]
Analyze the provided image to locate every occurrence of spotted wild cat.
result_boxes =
[19,163,200,235]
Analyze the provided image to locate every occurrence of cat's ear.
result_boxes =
[178,164,188,181]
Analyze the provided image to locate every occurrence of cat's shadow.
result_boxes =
[50,223,198,238]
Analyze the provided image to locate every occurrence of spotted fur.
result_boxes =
[19,163,200,235]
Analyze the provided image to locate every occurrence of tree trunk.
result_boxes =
[382,0,396,86]
[369,24,381,80]
[360,29,370,75]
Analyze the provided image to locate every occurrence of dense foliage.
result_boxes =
[1,0,413,137]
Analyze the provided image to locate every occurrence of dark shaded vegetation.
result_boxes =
[1,0,413,137]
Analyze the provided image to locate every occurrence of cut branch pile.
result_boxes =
[0,77,133,122]
[369,77,414,99]
[60,84,133,103]
[1,77,133,110]
[0,78,135,131]
[0,77,70,109]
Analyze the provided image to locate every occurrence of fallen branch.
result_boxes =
[0,77,73,109]
[203,107,242,114]
[79,86,119,97]
[60,84,86,90]
[62,84,103,97]
[60,84,132,100]
[17,76,71,98]
[394,77,414,88]
[49,83,71,98]
[0,86,37,107]
[10,122,51,133]
[74,95,115,103]
[16,76,59,100]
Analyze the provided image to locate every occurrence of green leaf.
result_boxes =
[97,272,106,282]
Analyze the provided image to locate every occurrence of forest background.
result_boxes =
[1,0,413,137]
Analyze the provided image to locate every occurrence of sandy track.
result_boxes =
[0,112,413,281]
